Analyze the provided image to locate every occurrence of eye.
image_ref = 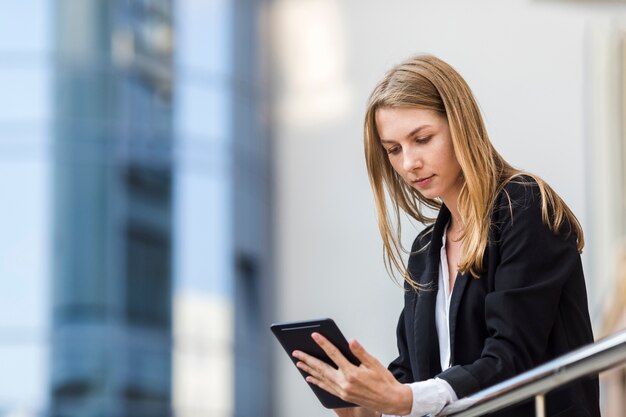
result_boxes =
[416,136,432,144]
[386,146,400,155]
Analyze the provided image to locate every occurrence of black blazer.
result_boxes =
[388,179,600,416]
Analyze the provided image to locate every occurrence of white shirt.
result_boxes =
[383,222,458,417]
[435,223,454,371]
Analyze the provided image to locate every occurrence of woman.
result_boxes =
[292,55,600,416]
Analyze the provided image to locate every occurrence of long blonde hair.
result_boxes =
[364,54,584,288]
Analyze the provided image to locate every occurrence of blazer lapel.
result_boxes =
[412,206,450,378]
[448,270,470,366]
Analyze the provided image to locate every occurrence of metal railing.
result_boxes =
[441,329,626,417]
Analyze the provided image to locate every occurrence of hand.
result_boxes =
[292,333,412,416]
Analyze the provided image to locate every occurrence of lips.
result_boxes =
[412,175,434,187]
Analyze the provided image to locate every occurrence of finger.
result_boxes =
[349,338,379,367]
[296,360,343,395]
[305,375,341,398]
[311,332,353,369]
[296,360,320,379]
[293,351,342,389]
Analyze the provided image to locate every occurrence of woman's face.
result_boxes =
[375,107,463,204]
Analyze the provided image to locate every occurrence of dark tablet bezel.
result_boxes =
[270,318,360,409]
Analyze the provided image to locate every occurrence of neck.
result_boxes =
[442,197,463,232]
[440,175,465,231]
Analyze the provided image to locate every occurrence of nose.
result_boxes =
[403,146,423,173]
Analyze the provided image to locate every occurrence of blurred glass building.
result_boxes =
[0,0,272,416]
[51,0,174,415]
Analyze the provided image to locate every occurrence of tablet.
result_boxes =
[271,318,361,409]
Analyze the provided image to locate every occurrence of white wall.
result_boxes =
[270,1,626,416]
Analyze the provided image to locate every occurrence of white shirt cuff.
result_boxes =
[382,378,457,417]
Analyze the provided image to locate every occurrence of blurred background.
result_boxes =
[1,0,626,416]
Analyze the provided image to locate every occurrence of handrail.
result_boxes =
[441,329,626,416]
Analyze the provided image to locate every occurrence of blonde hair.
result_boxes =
[364,54,584,289]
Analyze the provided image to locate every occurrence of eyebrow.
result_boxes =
[380,125,432,144]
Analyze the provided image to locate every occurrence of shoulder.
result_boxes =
[488,175,549,243]
[490,174,578,247]
[491,175,544,225]
[495,175,542,212]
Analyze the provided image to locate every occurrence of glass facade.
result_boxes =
[0,1,272,416]
[51,0,174,416]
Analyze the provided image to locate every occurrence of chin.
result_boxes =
[413,188,438,200]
